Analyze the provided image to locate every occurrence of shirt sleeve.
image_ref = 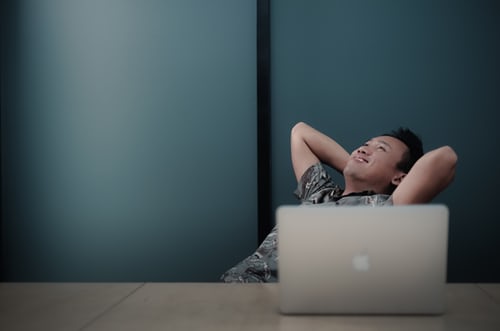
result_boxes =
[294,163,343,204]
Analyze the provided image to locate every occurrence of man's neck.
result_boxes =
[343,180,385,196]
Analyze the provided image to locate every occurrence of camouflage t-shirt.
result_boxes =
[220,163,393,283]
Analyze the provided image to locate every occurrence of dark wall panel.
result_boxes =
[271,0,500,282]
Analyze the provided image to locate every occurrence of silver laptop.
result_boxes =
[277,204,449,315]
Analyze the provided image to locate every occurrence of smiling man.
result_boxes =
[291,122,457,206]
[221,122,457,282]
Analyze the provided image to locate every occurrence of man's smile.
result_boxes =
[353,156,369,163]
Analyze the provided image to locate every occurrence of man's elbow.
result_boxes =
[438,146,458,169]
[435,146,458,184]
[291,121,307,138]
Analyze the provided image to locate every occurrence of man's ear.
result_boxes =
[391,172,406,186]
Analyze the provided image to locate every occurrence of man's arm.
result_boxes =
[392,146,457,205]
[290,122,350,182]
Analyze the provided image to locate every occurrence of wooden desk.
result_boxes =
[1,283,499,330]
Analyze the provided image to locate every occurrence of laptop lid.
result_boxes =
[277,204,449,315]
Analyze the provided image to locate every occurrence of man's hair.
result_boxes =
[382,127,424,173]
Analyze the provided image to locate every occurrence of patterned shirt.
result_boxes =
[220,163,393,283]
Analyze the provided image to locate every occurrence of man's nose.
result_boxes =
[358,147,370,155]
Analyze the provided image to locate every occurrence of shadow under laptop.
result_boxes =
[277,314,446,331]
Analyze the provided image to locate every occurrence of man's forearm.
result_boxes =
[291,122,350,181]
[392,146,457,204]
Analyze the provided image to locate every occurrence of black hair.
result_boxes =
[382,127,424,173]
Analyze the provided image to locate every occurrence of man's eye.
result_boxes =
[377,146,386,151]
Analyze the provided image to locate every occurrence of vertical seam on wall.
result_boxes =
[257,0,271,245]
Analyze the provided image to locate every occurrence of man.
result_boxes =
[221,122,457,283]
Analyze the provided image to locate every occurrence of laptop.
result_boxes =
[277,204,449,315]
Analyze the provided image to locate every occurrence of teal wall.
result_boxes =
[2,0,257,281]
[3,0,499,282]
[271,0,500,281]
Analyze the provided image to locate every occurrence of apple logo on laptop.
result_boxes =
[352,253,370,272]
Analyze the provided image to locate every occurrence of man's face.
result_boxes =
[343,136,408,192]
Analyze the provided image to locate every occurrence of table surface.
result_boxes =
[1,283,499,331]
